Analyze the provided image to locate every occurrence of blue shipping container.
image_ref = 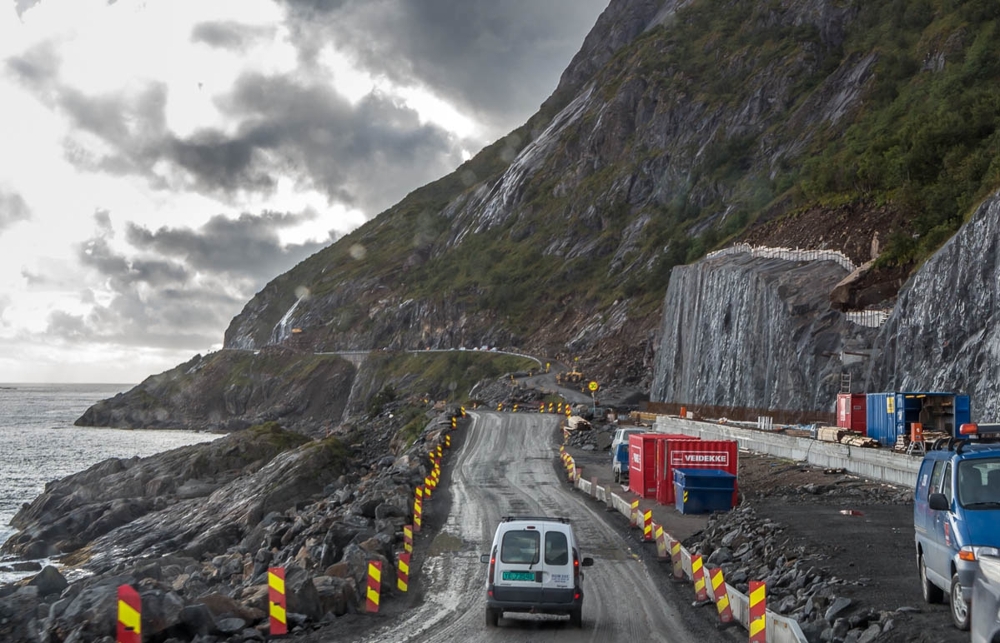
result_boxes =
[673,468,737,514]
[865,392,971,446]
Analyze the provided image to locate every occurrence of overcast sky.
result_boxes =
[0,0,607,383]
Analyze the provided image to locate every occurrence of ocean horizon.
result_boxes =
[0,383,220,584]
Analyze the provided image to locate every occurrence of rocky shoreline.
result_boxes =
[0,410,460,643]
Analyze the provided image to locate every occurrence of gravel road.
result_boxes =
[326,411,732,643]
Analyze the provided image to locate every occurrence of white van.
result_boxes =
[480,516,594,627]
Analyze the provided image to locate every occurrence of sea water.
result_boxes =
[0,383,220,583]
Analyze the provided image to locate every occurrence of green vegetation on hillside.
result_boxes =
[365,351,538,404]
[239,0,1000,350]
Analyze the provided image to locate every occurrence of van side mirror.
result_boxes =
[928,492,950,511]
[581,557,594,567]
[480,554,490,563]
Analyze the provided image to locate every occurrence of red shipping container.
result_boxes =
[628,433,693,498]
[655,439,739,505]
[836,393,867,435]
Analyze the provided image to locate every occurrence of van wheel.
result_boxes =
[919,554,943,603]
[485,607,499,627]
[950,573,971,630]
[569,607,582,628]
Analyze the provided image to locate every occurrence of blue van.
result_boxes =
[914,427,1000,630]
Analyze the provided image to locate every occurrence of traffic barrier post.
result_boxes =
[116,584,141,643]
[709,567,734,624]
[630,500,640,527]
[643,510,653,542]
[749,581,766,642]
[397,553,410,592]
[414,486,423,532]
[268,567,287,636]
[691,555,708,601]
[669,537,683,579]
[366,561,382,613]
[403,525,413,554]
[654,524,668,560]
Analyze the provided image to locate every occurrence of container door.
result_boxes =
[955,395,971,435]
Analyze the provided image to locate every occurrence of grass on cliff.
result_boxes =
[366,351,538,404]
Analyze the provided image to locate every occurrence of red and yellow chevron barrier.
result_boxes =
[749,581,766,642]
[691,554,707,601]
[397,553,410,592]
[670,537,683,579]
[709,567,734,624]
[642,509,653,542]
[654,524,669,560]
[403,524,413,553]
[116,585,141,643]
[630,500,640,527]
[268,567,287,635]
[366,561,382,613]
[413,486,423,532]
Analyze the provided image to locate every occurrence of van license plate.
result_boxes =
[502,571,535,582]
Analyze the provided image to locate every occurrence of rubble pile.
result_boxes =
[687,506,901,643]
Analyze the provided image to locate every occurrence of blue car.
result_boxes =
[914,427,1000,631]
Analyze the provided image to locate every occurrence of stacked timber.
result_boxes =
[840,434,880,448]
[817,427,847,443]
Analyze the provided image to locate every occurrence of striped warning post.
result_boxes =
[691,555,707,601]
[403,525,413,554]
[424,476,433,498]
[436,445,442,458]
[669,537,683,579]
[709,567,734,624]
[268,567,287,635]
[445,434,452,447]
[642,510,653,542]
[116,584,141,643]
[414,486,423,532]
[397,553,410,592]
[565,406,571,417]
[366,561,382,613]
[749,581,766,642]
[654,524,668,560]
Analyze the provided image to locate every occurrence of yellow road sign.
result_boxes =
[588,381,599,392]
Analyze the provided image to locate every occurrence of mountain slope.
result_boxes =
[135,0,990,419]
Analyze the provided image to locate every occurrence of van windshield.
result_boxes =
[957,458,1000,508]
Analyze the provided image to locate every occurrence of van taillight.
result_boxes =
[488,555,496,583]
[573,550,580,585]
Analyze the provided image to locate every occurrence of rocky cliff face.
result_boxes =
[650,251,880,411]
[866,195,1000,420]
[75,349,355,435]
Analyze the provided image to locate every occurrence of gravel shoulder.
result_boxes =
[563,431,967,643]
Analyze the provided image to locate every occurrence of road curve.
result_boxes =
[351,411,709,643]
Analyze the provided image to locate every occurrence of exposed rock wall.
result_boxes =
[650,253,879,411]
[866,195,1000,420]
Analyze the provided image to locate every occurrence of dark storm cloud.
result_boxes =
[277,0,608,134]
[43,210,332,349]
[124,210,332,280]
[0,188,31,231]
[7,43,462,215]
[190,21,277,52]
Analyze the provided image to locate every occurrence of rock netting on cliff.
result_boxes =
[650,252,880,412]
[867,194,1000,421]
